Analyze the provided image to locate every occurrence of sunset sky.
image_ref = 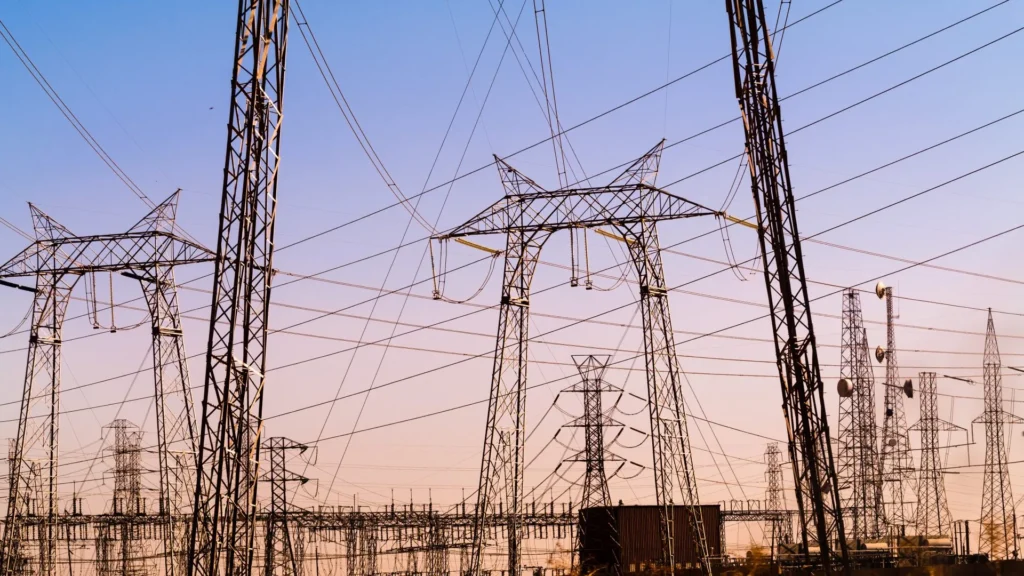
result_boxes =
[0,0,1022,553]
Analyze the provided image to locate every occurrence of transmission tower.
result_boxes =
[909,372,960,537]
[186,2,290,576]
[108,420,147,575]
[974,310,1021,559]
[563,355,623,510]
[0,195,211,576]
[765,443,792,550]
[725,0,849,568]
[563,355,623,575]
[876,284,915,536]
[262,438,308,576]
[837,289,884,543]
[435,142,717,574]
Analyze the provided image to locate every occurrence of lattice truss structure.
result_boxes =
[876,286,915,536]
[0,193,213,576]
[836,290,884,543]
[973,311,1021,560]
[764,443,793,549]
[262,438,308,576]
[725,0,849,568]
[434,141,718,575]
[187,2,290,576]
[561,355,625,575]
[909,373,960,538]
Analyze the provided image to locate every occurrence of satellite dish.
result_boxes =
[875,281,887,299]
[875,346,886,363]
[887,438,897,447]
[904,379,913,399]
[837,379,853,398]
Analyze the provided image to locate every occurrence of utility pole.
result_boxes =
[909,373,959,537]
[876,284,915,537]
[434,142,717,574]
[263,438,308,576]
[724,0,849,569]
[975,310,1021,559]
[187,2,290,576]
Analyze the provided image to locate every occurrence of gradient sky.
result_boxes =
[1,0,1023,555]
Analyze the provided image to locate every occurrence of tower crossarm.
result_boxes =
[436,171,716,240]
[0,231,214,278]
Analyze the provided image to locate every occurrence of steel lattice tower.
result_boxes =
[187,2,290,576]
[564,355,623,576]
[764,443,792,549]
[109,420,147,576]
[262,438,308,576]
[877,286,915,536]
[725,0,849,568]
[0,195,211,576]
[435,142,717,574]
[909,372,959,537]
[837,291,884,542]
[975,310,1020,559]
[564,355,623,510]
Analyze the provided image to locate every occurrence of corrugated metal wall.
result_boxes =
[580,505,722,573]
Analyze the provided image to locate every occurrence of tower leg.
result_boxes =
[617,218,709,575]
[139,264,196,576]
[469,227,547,576]
[2,272,76,576]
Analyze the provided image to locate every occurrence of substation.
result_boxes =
[0,1,1020,576]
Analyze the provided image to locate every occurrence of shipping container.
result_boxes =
[580,505,722,574]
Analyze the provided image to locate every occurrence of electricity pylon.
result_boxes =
[186,2,290,576]
[262,438,308,576]
[909,373,960,537]
[974,310,1021,559]
[564,355,623,576]
[837,291,883,543]
[435,141,717,574]
[725,0,849,569]
[0,194,212,576]
[765,443,792,551]
[107,420,146,576]
[876,285,915,536]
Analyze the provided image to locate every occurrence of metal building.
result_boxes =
[580,505,723,574]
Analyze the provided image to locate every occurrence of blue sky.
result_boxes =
[0,0,1022,553]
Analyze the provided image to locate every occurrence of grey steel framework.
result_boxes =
[974,310,1020,560]
[725,0,849,569]
[563,355,623,575]
[186,1,290,576]
[0,194,212,576]
[262,438,308,576]
[435,142,717,574]
[563,355,622,511]
[105,420,147,576]
[909,373,959,538]
[877,286,915,536]
[764,443,792,551]
[837,290,884,542]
